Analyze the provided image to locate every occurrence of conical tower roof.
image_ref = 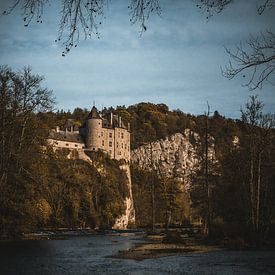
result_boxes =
[87,106,101,119]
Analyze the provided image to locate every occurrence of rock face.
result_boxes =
[131,129,213,188]
[77,150,135,229]
[112,164,135,229]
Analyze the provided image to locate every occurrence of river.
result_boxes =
[0,232,274,274]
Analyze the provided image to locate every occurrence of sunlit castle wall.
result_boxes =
[114,127,130,162]
[86,117,102,150]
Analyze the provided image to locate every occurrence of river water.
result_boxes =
[0,232,274,275]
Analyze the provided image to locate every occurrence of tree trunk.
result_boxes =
[150,142,155,232]
[250,155,255,229]
[256,151,263,234]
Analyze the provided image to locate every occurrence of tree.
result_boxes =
[190,103,219,237]
[241,95,275,240]
[195,0,275,90]
[0,65,55,236]
[222,31,275,90]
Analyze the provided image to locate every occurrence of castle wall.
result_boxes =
[100,128,115,158]
[114,128,130,162]
[47,138,85,149]
[87,125,130,162]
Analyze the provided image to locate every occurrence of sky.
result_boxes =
[0,0,274,118]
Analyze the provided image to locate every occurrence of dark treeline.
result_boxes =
[129,99,275,245]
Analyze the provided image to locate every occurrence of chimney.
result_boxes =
[119,116,122,127]
[56,126,60,132]
[127,122,130,131]
[110,112,113,126]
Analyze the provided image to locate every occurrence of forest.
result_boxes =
[0,66,275,246]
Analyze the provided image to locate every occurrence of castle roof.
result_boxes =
[62,119,79,131]
[87,106,101,119]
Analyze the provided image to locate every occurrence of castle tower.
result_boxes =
[85,106,102,150]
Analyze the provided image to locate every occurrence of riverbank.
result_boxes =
[112,230,275,261]
[113,242,221,261]
[111,232,221,261]
[0,228,143,242]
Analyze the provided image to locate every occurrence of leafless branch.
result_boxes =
[129,0,161,33]
[222,31,275,90]
[257,0,275,15]
[2,0,48,26]
[57,0,107,56]
[195,0,233,19]
[2,0,161,54]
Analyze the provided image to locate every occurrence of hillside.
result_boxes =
[1,100,275,244]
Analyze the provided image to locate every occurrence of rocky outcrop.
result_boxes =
[76,150,135,229]
[113,164,135,229]
[131,129,215,188]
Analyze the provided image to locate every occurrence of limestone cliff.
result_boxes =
[131,129,215,188]
[76,150,135,229]
[113,164,135,229]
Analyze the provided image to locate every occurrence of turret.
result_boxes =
[85,106,102,149]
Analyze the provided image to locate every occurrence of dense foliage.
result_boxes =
[131,164,190,228]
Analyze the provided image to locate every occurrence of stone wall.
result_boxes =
[47,138,85,150]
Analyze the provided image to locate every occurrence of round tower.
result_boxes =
[85,106,102,150]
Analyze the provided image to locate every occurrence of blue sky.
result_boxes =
[0,0,274,118]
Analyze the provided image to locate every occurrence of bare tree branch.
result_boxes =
[2,0,48,26]
[57,0,107,56]
[257,0,275,15]
[2,0,161,55]
[129,0,161,33]
[222,31,275,90]
[195,0,233,19]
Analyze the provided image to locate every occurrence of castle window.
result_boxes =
[98,122,101,125]
[109,141,112,147]
[102,140,104,146]
[109,132,112,138]
[66,143,69,146]
[121,143,123,148]
[121,133,124,139]
[101,132,103,137]
[117,142,119,148]
[118,132,120,138]
[75,144,78,147]
[109,150,112,155]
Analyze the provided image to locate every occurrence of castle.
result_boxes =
[47,106,131,162]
